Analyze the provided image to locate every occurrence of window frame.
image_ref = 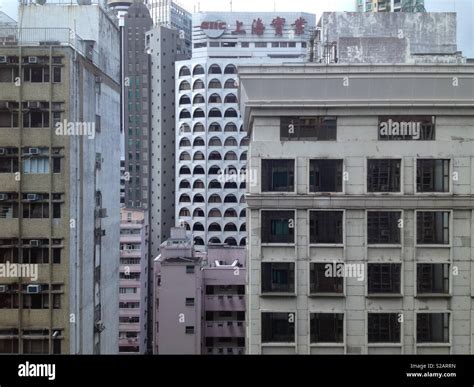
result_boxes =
[367,262,403,297]
[367,210,403,246]
[261,311,296,344]
[416,312,451,345]
[366,158,402,194]
[261,159,295,193]
[260,210,296,245]
[308,158,344,194]
[415,210,451,247]
[367,312,402,345]
[309,210,344,246]
[415,158,451,194]
[261,262,296,296]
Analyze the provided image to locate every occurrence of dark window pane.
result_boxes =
[417,313,449,343]
[262,312,295,343]
[262,159,294,192]
[310,313,344,343]
[367,159,401,192]
[309,159,343,192]
[368,212,401,244]
[417,264,449,294]
[281,116,337,141]
[417,159,449,193]
[368,263,401,294]
[261,211,294,244]
[310,263,344,294]
[309,211,343,244]
[261,263,295,293]
[417,212,449,245]
[368,313,400,343]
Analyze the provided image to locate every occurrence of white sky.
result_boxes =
[0,0,355,21]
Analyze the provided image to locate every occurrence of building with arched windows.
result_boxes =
[176,12,316,248]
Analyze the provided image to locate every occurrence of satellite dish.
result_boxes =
[36,0,47,4]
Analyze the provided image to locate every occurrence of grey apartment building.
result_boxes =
[240,63,474,354]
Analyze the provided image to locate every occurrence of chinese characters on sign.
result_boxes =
[203,17,307,37]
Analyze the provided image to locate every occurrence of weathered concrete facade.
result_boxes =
[240,64,474,354]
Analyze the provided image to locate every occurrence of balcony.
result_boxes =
[204,321,245,338]
[204,294,245,311]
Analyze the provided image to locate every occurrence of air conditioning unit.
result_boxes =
[28,102,40,109]
[29,148,40,155]
[30,240,40,247]
[0,56,7,64]
[27,194,39,201]
[94,321,105,333]
[0,148,5,155]
[0,285,9,293]
[28,56,38,64]
[97,208,107,218]
[26,284,42,294]
[0,194,8,201]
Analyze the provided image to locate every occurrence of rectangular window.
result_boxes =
[417,313,449,343]
[309,211,343,244]
[417,264,449,295]
[185,298,195,306]
[0,157,19,173]
[281,116,337,141]
[53,203,61,219]
[52,158,61,173]
[368,263,401,295]
[416,159,450,193]
[310,313,344,343]
[52,67,61,83]
[309,263,344,294]
[367,212,401,244]
[255,42,267,48]
[261,312,295,343]
[309,159,343,192]
[22,203,49,219]
[186,265,195,274]
[261,262,295,294]
[23,157,49,174]
[261,211,294,244]
[417,212,450,245]
[185,326,194,334]
[261,159,294,192]
[368,313,401,343]
[367,159,401,192]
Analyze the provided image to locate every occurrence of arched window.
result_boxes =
[224,79,237,88]
[209,151,222,161]
[240,137,249,146]
[193,166,205,175]
[208,93,222,104]
[209,237,221,244]
[209,180,222,189]
[224,182,238,189]
[209,64,222,74]
[179,66,191,76]
[179,166,191,175]
[208,137,222,147]
[224,194,237,203]
[240,124,245,132]
[240,209,246,218]
[193,108,205,118]
[209,108,222,118]
[224,123,237,132]
[179,180,191,189]
[209,79,222,89]
[179,95,191,105]
[224,64,237,74]
[225,238,237,246]
[179,109,191,119]
[208,209,222,217]
[179,123,191,133]
[193,123,205,133]
[179,152,191,161]
[193,208,205,217]
[208,223,222,232]
[240,182,246,189]
[193,94,205,104]
[194,237,205,246]
[179,194,191,203]
[179,208,190,217]
[181,222,191,231]
[240,195,246,204]
[193,194,205,204]
[209,123,222,132]
[224,223,238,232]
[193,79,205,90]
[179,138,191,147]
[193,151,205,161]
[224,137,237,146]
[193,65,205,75]
[224,209,237,217]
[179,80,190,91]
[240,152,247,161]
[193,180,205,189]
[224,108,238,118]
[193,137,205,147]
[224,151,237,161]
[224,94,238,103]
[239,238,246,246]
[209,165,221,175]
[193,223,205,231]
[240,224,246,232]
[209,194,222,203]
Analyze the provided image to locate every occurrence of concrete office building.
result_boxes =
[176,12,315,249]
[0,2,121,354]
[119,208,149,354]
[310,12,464,64]
[154,227,246,354]
[144,0,192,50]
[355,0,474,59]
[122,1,153,209]
[240,63,474,354]
[355,0,425,12]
